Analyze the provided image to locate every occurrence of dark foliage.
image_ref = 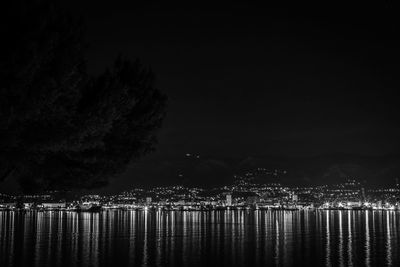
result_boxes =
[0,0,166,192]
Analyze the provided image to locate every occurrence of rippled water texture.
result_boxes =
[1,210,399,266]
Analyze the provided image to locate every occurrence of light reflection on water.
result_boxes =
[0,210,400,267]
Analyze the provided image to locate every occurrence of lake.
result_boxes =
[0,210,399,266]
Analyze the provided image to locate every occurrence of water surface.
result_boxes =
[0,210,399,266]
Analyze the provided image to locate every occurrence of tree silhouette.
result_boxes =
[0,0,166,192]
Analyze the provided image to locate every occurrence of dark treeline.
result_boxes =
[0,0,166,192]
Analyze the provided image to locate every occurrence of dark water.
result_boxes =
[1,210,399,267]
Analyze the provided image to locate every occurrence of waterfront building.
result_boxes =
[226,194,232,206]
[41,202,66,209]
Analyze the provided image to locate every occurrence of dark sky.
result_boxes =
[77,1,400,190]
[3,1,400,192]
[72,1,400,155]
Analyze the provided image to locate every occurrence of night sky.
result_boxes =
[3,1,400,192]
[79,1,400,154]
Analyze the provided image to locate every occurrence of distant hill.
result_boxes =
[109,153,400,191]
